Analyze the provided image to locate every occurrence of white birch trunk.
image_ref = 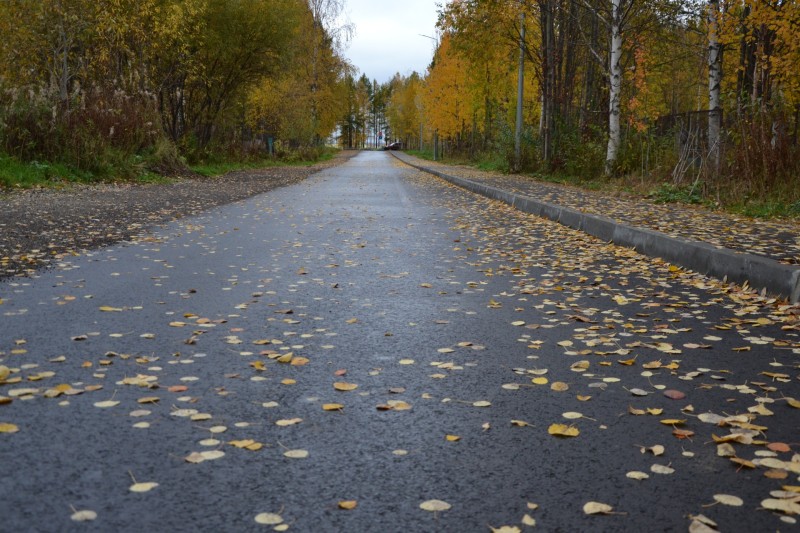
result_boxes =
[708,0,722,173]
[605,0,623,175]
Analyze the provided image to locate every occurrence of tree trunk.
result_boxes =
[540,0,555,165]
[562,0,579,125]
[707,0,722,175]
[605,0,623,175]
[580,11,599,133]
[736,4,753,115]
[515,10,525,171]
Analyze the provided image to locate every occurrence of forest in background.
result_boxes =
[381,0,800,215]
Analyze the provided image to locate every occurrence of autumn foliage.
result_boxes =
[384,0,800,211]
[0,0,353,179]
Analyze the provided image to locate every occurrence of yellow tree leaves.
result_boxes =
[421,35,470,141]
[0,0,349,158]
[386,73,422,143]
[425,0,539,150]
[724,0,800,107]
[244,0,347,146]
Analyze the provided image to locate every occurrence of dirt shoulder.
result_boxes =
[0,151,358,279]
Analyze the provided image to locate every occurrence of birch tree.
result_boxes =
[606,0,624,174]
[707,0,723,174]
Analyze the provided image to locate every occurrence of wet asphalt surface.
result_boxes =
[1,152,799,532]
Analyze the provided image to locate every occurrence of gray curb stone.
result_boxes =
[395,154,800,304]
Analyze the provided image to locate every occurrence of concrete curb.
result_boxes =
[394,153,800,304]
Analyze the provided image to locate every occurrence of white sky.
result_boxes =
[343,0,442,84]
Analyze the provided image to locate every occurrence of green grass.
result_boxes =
[190,149,337,178]
[475,156,508,173]
[0,146,339,188]
[0,155,93,189]
[648,183,704,205]
[135,171,172,185]
[404,149,434,161]
[730,199,800,219]
[188,159,306,178]
[0,153,175,189]
[190,161,264,177]
[189,158,320,178]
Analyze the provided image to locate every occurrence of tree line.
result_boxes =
[382,0,800,208]
[2,0,798,210]
[0,0,354,179]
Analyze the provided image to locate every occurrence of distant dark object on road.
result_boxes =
[383,142,402,151]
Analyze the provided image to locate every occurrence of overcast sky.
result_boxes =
[343,0,442,84]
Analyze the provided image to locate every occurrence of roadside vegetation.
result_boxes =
[0,0,353,189]
[381,1,800,219]
[189,147,338,178]
[1,1,798,220]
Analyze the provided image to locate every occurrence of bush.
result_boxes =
[0,84,168,181]
[489,117,536,172]
[720,109,800,202]
[556,126,605,178]
[648,182,704,205]
[272,142,330,163]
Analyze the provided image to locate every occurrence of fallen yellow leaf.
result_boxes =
[275,418,303,427]
[420,500,451,512]
[254,513,283,525]
[129,482,159,493]
[283,449,309,458]
[583,501,613,514]
[70,510,97,522]
[548,423,579,437]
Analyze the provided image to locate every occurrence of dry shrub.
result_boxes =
[0,84,171,179]
[719,110,800,204]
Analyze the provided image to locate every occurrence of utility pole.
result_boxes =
[514,9,525,172]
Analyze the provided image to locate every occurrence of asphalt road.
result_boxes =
[1,152,799,532]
